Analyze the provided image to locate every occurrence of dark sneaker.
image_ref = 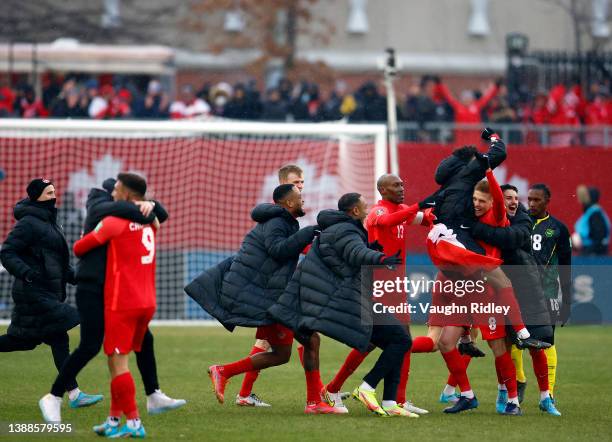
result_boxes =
[458,342,486,357]
[516,337,551,350]
[517,381,527,404]
[443,395,479,413]
[502,402,523,416]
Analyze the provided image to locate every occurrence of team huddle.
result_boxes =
[0,128,571,437]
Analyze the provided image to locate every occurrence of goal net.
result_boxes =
[0,119,387,323]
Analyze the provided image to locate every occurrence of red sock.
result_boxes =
[305,370,322,404]
[529,348,549,392]
[396,351,411,404]
[442,349,471,393]
[239,345,266,397]
[327,349,369,393]
[111,372,138,420]
[220,357,255,379]
[495,351,518,399]
[411,336,435,353]
[447,354,472,387]
[297,345,305,367]
[497,287,526,332]
[496,361,504,385]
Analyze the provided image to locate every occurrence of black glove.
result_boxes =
[481,127,499,141]
[474,151,491,170]
[313,227,322,237]
[368,240,384,252]
[418,191,438,210]
[381,250,402,266]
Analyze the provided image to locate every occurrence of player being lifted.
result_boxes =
[73,173,160,438]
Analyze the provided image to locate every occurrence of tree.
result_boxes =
[182,0,336,84]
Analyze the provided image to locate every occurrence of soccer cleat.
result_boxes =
[502,402,523,416]
[39,393,62,423]
[107,423,146,438]
[352,387,386,416]
[443,395,479,413]
[496,390,508,414]
[539,397,562,416]
[304,401,346,414]
[93,421,120,437]
[235,393,271,407]
[517,381,527,404]
[69,391,104,409]
[147,389,187,414]
[458,342,486,358]
[439,392,460,404]
[400,401,429,415]
[321,387,349,414]
[515,337,551,350]
[207,365,228,404]
[382,404,419,417]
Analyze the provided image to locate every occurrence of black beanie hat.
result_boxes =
[27,178,53,201]
[102,178,117,194]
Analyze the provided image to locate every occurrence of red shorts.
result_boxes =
[104,307,156,355]
[255,324,294,346]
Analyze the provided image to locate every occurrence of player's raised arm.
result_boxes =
[73,216,125,257]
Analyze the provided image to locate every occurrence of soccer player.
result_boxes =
[39,178,184,424]
[322,174,435,415]
[1,179,101,419]
[204,185,338,413]
[72,173,160,437]
[520,183,571,411]
[237,164,306,407]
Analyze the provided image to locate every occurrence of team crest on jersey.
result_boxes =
[545,228,555,238]
[376,209,385,215]
[94,221,103,232]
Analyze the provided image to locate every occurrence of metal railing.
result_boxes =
[396,122,612,146]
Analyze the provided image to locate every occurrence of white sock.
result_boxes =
[67,388,80,401]
[107,416,120,427]
[517,328,530,340]
[359,381,375,392]
[508,397,519,405]
[460,390,475,399]
[459,335,472,344]
[126,418,141,430]
[443,384,456,396]
[498,384,507,391]
[540,390,550,401]
[381,400,397,408]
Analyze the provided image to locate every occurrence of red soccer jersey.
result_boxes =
[74,216,157,311]
[477,169,509,259]
[365,200,420,264]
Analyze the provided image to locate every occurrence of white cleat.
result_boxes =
[39,393,62,423]
[321,388,349,414]
[401,401,429,415]
[146,389,187,415]
[236,393,271,407]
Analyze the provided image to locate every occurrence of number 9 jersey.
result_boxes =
[76,216,157,311]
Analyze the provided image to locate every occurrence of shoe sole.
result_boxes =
[148,400,187,415]
[207,368,224,404]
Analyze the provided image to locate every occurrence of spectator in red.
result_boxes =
[546,82,584,146]
[0,79,15,116]
[170,84,211,119]
[434,77,500,145]
[584,83,611,146]
[112,88,133,119]
[88,84,115,119]
[522,90,549,144]
[14,84,48,118]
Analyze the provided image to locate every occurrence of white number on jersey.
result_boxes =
[397,225,405,239]
[532,234,542,251]
[141,227,155,264]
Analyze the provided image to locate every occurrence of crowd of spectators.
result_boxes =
[1,73,611,145]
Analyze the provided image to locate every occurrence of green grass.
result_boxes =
[1,325,611,441]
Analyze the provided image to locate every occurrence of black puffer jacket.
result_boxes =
[471,204,552,330]
[433,140,507,229]
[269,210,385,352]
[76,188,167,292]
[186,203,316,329]
[0,199,79,340]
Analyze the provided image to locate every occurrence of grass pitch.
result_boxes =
[0,325,611,441]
